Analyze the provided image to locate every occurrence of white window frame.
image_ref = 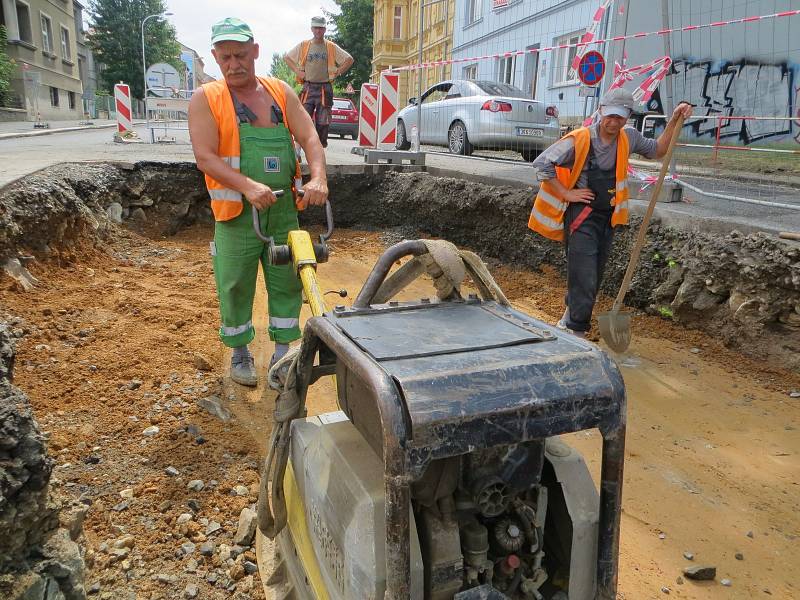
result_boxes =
[392,6,402,39]
[15,1,34,44]
[40,11,53,54]
[462,63,478,80]
[60,25,71,60]
[552,30,584,86]
[497,54,516,86]
[466,0,482,26]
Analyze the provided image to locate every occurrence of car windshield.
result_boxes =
[333,100,352,110]
[473,81,529,99]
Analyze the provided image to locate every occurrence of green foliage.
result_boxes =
[0,26,17,107]
[269,53,301,94]
[323,0,373,90]
[88,0,180,99]
[667,259,678,268]
[658,306,674,319]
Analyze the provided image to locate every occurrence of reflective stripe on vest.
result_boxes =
[528,127,631,242]
[200,77,298,222]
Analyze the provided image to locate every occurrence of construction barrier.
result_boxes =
[113,83,133,134]
[377,72,399,148]
[358,83,379,148]
[145,89,192,143]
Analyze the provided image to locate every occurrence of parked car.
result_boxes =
[329,97,359,140]
[395,80,560,161]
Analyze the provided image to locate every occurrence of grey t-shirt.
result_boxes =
[532,125,658,188]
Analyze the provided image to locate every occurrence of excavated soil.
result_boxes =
[1,163,799,599]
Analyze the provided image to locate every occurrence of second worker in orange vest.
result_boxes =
[529,89,693,337]
[285,16,354,148]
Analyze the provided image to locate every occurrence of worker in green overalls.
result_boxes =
[189,18,328,386]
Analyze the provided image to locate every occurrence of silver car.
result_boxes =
[395,79,560,161]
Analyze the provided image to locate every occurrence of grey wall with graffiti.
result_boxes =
[604,0,799,145]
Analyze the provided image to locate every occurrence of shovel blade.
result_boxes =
[598,311,632,353]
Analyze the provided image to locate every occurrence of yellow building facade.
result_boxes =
[371,0,455,106]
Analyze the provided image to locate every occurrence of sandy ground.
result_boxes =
[2,224,798,600]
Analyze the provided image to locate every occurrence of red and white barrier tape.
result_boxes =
[385,9,800,72]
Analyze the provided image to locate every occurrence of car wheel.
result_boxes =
[396,120,411,150]
[521,149,541,162]
[448,121,474,156]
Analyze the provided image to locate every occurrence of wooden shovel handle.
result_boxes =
[611,114,685,313]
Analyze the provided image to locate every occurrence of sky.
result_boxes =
[165,0,340,79]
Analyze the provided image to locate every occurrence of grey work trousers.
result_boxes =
[563,204,615,332]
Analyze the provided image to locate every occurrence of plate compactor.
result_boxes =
[255,215,626,600]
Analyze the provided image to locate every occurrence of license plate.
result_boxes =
[517,127,544,137]
[332,115,347,120]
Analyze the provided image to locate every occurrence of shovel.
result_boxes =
[599,114,685,353]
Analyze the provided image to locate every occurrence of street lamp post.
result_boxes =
[141,12,173,142]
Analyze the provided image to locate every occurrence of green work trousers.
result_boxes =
[211,122,302,347]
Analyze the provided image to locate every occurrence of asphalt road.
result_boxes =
[2,125,798,235]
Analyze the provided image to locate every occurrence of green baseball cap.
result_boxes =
[211,17,254,44]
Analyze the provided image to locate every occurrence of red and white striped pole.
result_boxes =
[113,83,134,134]
[358,83,379,148]
[378,72,400,149]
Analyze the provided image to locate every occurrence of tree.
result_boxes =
[0,26,16,107]
[269,53,301,94]
[323,0,373,91]
[88,0,180,99]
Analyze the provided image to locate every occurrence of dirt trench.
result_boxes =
[0,162,799,600]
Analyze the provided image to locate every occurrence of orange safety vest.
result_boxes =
[528,127,630,242]
[297,39,337,83]
[201,76,302,222]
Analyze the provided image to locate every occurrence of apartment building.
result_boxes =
[372,0,455,105]
[1,0,84,119]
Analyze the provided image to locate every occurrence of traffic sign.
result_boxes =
[577,51,605,86]
[579,86,600,97]
[146,63,181,97]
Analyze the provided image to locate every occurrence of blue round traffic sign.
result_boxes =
[578,51,605,86]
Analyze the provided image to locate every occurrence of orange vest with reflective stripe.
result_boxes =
[297,39,337,83]
[201,77,300,222]
[528,127,630,242]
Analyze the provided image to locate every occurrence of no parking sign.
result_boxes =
[578,51,605,87]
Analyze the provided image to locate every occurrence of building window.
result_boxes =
[463,64,478,80]
[466,0,482,25]
[15,2,33,44]
[40,13,53,53]
[50,86,59,107]
[60,26,71,60]
[393,6,402,39]
[552,30,584,86]
[68,91,75,109]
[498,55,516,85]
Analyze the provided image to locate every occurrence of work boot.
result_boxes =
[556,308,586,339]
[230,354,257,387]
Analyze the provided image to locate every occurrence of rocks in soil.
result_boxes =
[196,396,232,422]
[142,425,159,437]
[187,480,205,492]
[682,551,694,561]
[165,466,180,476]
[107,202,123,224]
[735,552,744,560]
[233,508,257,547]
[193,353,213,371]
[199,541,215,556]
[683,565,717,581]
[185,582,199,598]
[721,578,732,586]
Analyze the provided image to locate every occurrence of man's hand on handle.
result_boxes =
[244,181,278,210]
[672,102,694,122]
[299,177,328,209]
[565,189,594,204]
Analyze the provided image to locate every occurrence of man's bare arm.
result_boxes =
[281,81,328,206]
[188,88,277,209]
[655,102,693,158]
[283,54,304,79]
[335,55,354,78]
